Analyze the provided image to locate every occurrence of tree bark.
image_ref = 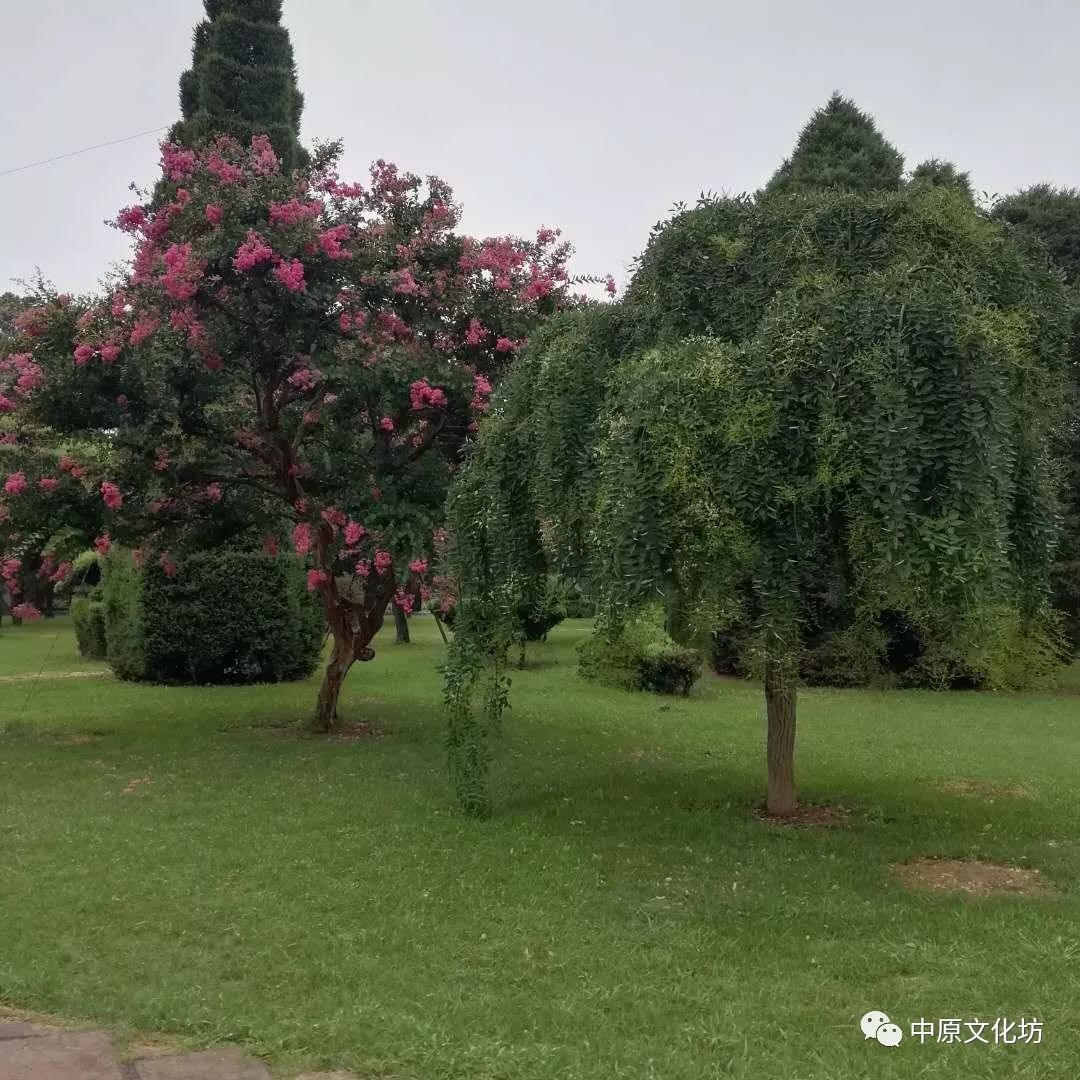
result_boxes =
[764,658,797,816]
[393,604,410,644]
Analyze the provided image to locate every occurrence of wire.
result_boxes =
[0,126,170,178]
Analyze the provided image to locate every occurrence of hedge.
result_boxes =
[70,597,108,660]
[103,548,324,685]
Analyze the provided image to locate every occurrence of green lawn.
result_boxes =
[1,616,1078,1079]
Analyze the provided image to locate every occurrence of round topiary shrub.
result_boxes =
[579,609,703,696]
[102,548,324,685]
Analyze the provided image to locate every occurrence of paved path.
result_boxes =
[0,1021,352,1080]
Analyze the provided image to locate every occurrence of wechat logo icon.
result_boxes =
[861,1010,903,1047]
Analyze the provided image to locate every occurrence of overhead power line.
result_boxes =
[0,126,170,178]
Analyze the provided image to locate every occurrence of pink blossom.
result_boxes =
[100,481,123,511]
[321,507,347,530]
[408,558,429,575]
[4,472,28,496]
[206,483,223,502]
[37,477,60,493]
[604,274,617,297]
[409,378,448,411]
[160,553,179,578]
[287,367,320,392]
[94,534,111,556]
[465,317,489,346]
[100,343,122,364]
[268,198,322,227]
[374,550,392,575]
[318,225,352,260]
[393,589,414,614]
[307,568,329,592]
[130,314,160,346]
[292,522,313,556]
[205,203,224,226]
[116,205,147,233]
[1,558,20,584]
[160,143,196,180]
[73,344,95,365]
[393,268,421,295]
[11,603,42,622]
[494,337,518,353]
[355,560,371,578]
[344,521,366,546]
[49,560,73,584]
[59,455,84,478]
[537,227,560,245]
[153,448,170,472]
[379,416,394,432]
[0,394,15,414]
[273,259,306,293]
[250,135,280,176]
[262,535,279,557]
[206,152,244,185]
[161,242,204,301]
[233,231,275,272]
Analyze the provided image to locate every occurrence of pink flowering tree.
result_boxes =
[2,134,607,727]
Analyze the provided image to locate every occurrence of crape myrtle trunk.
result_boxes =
[764,657,797,816]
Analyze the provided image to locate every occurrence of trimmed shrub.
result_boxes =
[579,610,703,696]
[103,547,146,681]
[103,549,323,685]
[70,596,107,659]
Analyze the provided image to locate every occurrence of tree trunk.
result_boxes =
[313,644,355,733]
[764,659,797,816]
[393,604,410,644]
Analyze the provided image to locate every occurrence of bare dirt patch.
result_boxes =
[753,803,849,829]
[891,857,1054,898]
[936,778,1032,800]
[121,775,153,796]
[37,732,103,746]
[254,718,383,742]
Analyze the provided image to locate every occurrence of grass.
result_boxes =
[1,615,1078,1079]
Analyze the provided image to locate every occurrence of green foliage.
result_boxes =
[70,597,107,659]
[991,185,1080,284]
[103,548,322,684]
[445,174,1074,810]
[578,608,702,695]
[102,547,146,681]
[171,0,307,169]
[764,93,904,197]
[909,158,974,202]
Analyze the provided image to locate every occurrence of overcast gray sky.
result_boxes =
[2,0,1078,296]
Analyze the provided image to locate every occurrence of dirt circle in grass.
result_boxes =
[753,803,849,829]
[936,778,1032,800]
[891,858,1053,898]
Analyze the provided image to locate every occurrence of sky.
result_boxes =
[2,0,1078,297]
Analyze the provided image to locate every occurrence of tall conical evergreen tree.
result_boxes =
[170,0,307,170]
[764,93,904,196]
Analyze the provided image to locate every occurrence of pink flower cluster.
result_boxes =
[307,568,329,592]
[100,481,123,510]
[273,259,306,293]
[161,143,197,181]
[95,534,111,556]
[344,521,366,546]
[269,198,323,227]
[0,352,45,401]
[409,378,447,411]
[233,231,275,272]
[292,522,313,556]
[11,603,42,622]
[465,318,489,346]
[471,373,494,413]
[161,242,204,301]
[374,550,392,574]
[37,477,60,493]
[319,225,352,261]
[4,472,28,496]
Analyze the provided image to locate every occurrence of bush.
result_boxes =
[70,596,107,659]
[579,609,703,695]
[1053,560,1080,656]
[103,548,324,685]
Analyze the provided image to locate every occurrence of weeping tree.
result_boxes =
[444,183,1072,817]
